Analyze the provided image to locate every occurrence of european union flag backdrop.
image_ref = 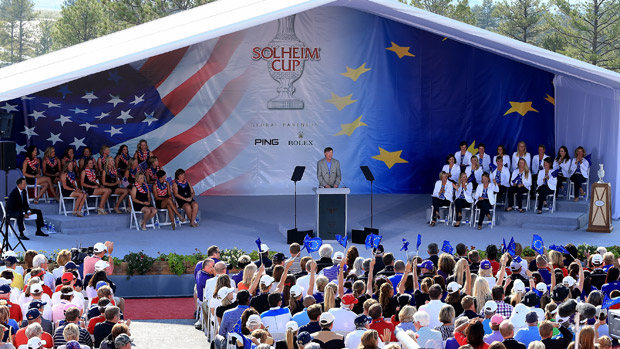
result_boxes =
[4,7,554,196]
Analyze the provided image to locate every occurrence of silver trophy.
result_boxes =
[598,164,605,183]
[266,15,305,109]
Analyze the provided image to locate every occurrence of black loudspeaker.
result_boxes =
[287,229,314,244]
[608,309,620,340]
[352,229,368,244]
[0,114,13,138]
[0,141,16,171]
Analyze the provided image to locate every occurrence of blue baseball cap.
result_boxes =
[418,260,434,270]
[64,262,78,270]
[0,284,10,294]
[296,332,312,345]
[26,308,41,320]
[481,260,491,270]
[28,300,47,309]
[96,281,108,290]
[4,256,17,265]
[354,314,370,326]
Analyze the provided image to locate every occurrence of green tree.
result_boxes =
[52,0,108,48]
[0,0,35,63]
[472,0,498,30]
[411,0,454,16]
[494,0,546,43]
[452,0,477,25]
[102,0,214,28]
[35,18,54,55]
[547,0,620,70]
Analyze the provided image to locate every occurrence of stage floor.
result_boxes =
[12,194,619,260]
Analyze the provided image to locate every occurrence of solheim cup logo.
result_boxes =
[252,15,320,109]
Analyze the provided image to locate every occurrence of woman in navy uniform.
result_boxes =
[59,161,86,216]
[173,169,200,227]
[21,145,54,204]
[130,172,157,230]
[102,156,129,214]
[80,159,111,215]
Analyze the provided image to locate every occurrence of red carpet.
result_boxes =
[124,297,196,320]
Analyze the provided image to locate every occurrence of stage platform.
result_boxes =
[9,193,616,260]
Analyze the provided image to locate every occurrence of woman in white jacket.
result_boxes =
[455,141,472,174]
[536,158,556,213]
[442,154,461,183]
[530,144,550,199]
[553,146,571,196]
[491,156,510,202]
[430,171,454,226]
[474,173,496,230]
[453,173,473,227]
[494,145,511,170]
[567,146,589,201]
[465,156,483,191]
[506,158,532,212]
[511,141,531,172]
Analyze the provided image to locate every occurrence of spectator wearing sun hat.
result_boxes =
[328,293,357,332]
[14,311,53,348]
[83,242,114,276]
[484,314,505,344]
[17,336,47,349]
[311,312,345,349]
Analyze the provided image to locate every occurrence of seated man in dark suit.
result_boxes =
[5,178,47,240]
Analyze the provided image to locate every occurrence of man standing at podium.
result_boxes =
[317,147,341,188]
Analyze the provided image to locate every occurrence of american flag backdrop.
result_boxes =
[5,7,555,196]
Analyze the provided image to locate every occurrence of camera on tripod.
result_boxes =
[70,246,94,265]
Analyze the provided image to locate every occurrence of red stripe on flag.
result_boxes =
[201,172,253,195]
[154,73,250,166]
[161,31,246,116]
[184,124,250,185]
[139,47,189,88]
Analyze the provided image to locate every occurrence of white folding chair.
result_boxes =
[127,196,155,230]
[535,189,557,213]
[18,169,48,204]
[452,202,475,227]
[568,167,590,201]
[511,188,531,211]
[171,195,190,227]
[473,195,497,228]
[107,193,127,213]
[57,182,76,216]
[429,202,453,226]
[151,195,171,228]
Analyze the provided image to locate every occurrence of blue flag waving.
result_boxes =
[489,163,497,172]
[467,172,476,183]
[365,233,382,250]
[441,240,454,255]
[507,237,516,257]
[400,239,410,252]
[502,238,507,254]
[551,168,560,178]
[303,234,323,253]
[256,238,262,253]
[335,234,348,249]
[416,234,422,251]
[585,153,592,166]
[532,234,544,255]
[548,244,570,254]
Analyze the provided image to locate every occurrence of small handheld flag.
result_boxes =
[532,234,544,255]
[416,234,422,251]
[303,234,322,253]
[255,238,262,253]
[489,163,497,172]
[335,234,348,249]
[551,168,560,178]
[365,233,382,250]
[585,153,592,166]
[507,237,516,257]
[400,239,410,252]
[548,244,570,254]
[441,240,454,254]
[502,238,507,254]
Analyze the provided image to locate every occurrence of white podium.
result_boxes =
[313,188,350,239]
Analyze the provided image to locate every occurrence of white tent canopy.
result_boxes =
[1,0,619,216]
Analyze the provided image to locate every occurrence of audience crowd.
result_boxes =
[197,241,619,349]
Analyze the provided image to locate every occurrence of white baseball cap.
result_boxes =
[2,251,16,258]
[94,260,109,272]
[94,243,107,253]
[447,282,462,293]
[260,275,274,286]
[513,279,526,293]
[563,276,576,287]
[246,314,262,326]
[217,287,234,299]
[484,300,498,313]
[286,321,299,331]
[30,284,43,294]
[27,337,46,349]
[596,246,607,255]
[290,285,303,298]
[319,312,335,325]
[260,244,269,252]
[592,254,603,265]
[536,282,548,293]
[333,251,344,262]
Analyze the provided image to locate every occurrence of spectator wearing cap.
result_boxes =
[83,260,111,287]
[372,245,386,275]
[94,306,125,348]
[22,301,52,335]
[368,303,396,342]
[479,260,497,289]
[500,320,526,349]
[23,256,54,291]
[286,243,303,275]
[287,285,304,316]
[419,284,445,329]
[54,271,76,293]
[291,296,315,327]
[0,284,22,323]
[418,260,435,282]
[4,256,24,290]
[315,244,334,273]
[414,310,443,349]
[260,293,292,336]
[388,260,405,288]
[492,286,514,319]
[51,286,81,323]
[53,308,92,348]
[514,311,540,346]
[298,304,321,334]
[219,290,251,336]
[296,331,313,349]
[215,286,238,321]
[14,313,52,348]
[590,254,607,289]
[20,280,52,321]
[377,253,396,277]
[83,242,114,276]
[54,262,79,289]
[87,298,110,334]
[320,252,346,282]
[539,319,572,349]
[19,336,46,349]
[460,295,483,319]
[204,262,235,303]
[231,255,252,286]
[481,301,497,333]
[445,279,468,317]
[345,314,384,349]
[311,312,345,349]
[484,314,504,344]
[427,243,440,267]
[266,252,286,277]
[328,294,357,332]
[551,285,569,305]
[254,244,272,269]
[250,273,274,314]
[114,334,133,349]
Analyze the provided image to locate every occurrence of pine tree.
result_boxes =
[52,0,108,48]
[35,18,53,55]
[472,0,498,30]
[0,0,35,63]
[452,0,477,25]
[494,0,546,44]
[411,0,455,16]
